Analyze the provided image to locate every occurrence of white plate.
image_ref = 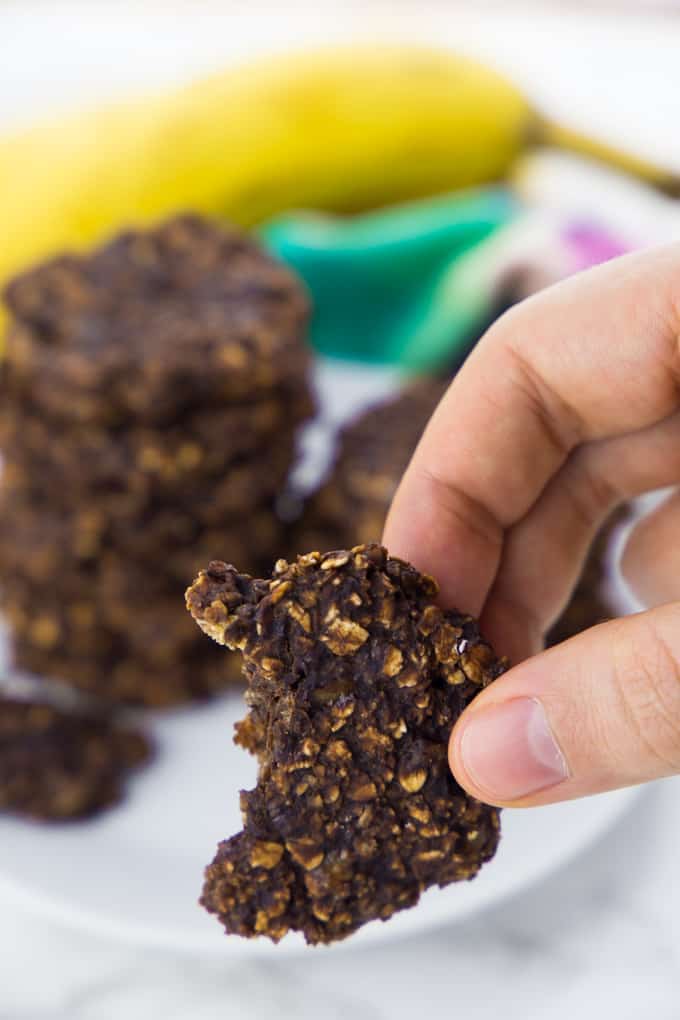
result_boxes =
[0,515,645,959]
[0,360,650,955]
[0,690,642,957]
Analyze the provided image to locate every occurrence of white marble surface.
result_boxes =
[3,3,680,1017]
[2,779,680,1019]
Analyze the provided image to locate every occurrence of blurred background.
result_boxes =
[1,1,680,1018]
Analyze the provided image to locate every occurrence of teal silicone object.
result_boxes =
[259,188,517,370]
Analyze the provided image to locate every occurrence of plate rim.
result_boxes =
[0,784,643,957]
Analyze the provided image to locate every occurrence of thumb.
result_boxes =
[450,603,680,806]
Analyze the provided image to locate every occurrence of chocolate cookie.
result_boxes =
[187,544,504,944]
[2,215,310,426]
[0,695,151,820]
[0,215,313,705]
[292,379,447,554]
[0,388,311,505]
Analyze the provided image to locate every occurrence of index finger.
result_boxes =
[383,244,680,612]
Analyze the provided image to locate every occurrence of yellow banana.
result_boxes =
[0,43,676,312]
[0,47,529,290]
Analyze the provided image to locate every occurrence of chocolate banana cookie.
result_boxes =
[187,543,504,944]
[0,215,313,704]
[292,379,447,554]
[0,695,151,820]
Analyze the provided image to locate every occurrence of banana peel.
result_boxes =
[0,44,676,335]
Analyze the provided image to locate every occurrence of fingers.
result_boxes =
[384,243,680,614]
[481,409,680,661]
[449,603,680,806]
[622,489,680,608]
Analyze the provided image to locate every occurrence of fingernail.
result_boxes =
[458,698,568,801]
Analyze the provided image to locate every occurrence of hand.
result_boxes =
[383,244,680,807]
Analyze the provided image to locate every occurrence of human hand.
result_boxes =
[383,244,680,807]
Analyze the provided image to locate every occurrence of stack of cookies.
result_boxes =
[0,215,313,706]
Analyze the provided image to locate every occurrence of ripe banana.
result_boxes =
[0,45,675,306]
[0,47,529,293]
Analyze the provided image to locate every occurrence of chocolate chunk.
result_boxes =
[2,215,310,426]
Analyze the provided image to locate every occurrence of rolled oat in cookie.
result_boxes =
[186,543,505,945]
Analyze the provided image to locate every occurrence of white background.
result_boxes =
[2,3,680,1017]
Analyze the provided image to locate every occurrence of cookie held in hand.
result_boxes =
[186,544,505,944]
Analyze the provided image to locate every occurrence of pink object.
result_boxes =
[563,222,630,272]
